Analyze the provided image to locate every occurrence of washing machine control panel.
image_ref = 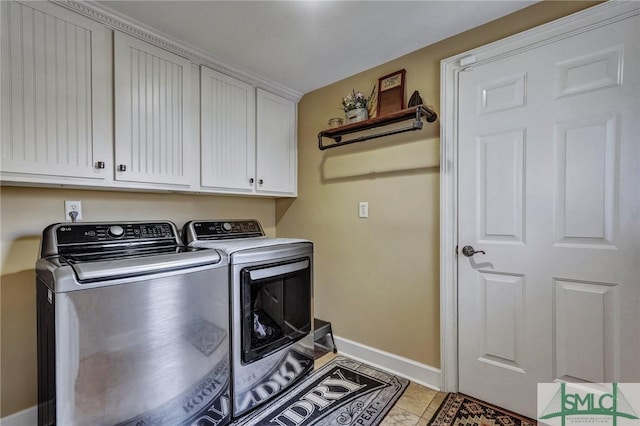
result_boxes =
[192,220,264,240]
[56,222,176,244]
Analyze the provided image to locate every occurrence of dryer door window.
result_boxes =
[240,257,311,364]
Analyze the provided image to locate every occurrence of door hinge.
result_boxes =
[459,55,477,67]
[459,55,477,72]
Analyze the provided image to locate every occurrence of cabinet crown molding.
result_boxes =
[52,0,302,102]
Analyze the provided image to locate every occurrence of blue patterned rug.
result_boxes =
[232,356,408,426]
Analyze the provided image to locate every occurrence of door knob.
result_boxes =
[462,245,486,257]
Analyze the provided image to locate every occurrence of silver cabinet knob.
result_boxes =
[117,164,127,172]
[249,178,254,184]
[462,245,486,257]
[95,161,105,169]
[258,179,263,185]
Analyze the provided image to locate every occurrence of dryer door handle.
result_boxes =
[248,259,309,281]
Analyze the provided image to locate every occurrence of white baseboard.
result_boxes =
[334,335,441,391]
[0,406,37,426]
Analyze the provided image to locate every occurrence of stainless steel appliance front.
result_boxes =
[36,221,231,426]
[183,220,315,419]
[231,245,314,417]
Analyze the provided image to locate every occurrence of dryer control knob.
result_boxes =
[222,222,232,232]
[108,225,125,238]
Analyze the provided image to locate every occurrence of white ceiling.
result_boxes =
[96,1,536,95]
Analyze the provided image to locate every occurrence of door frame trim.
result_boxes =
[439,1,640,393]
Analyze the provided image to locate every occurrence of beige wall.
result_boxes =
[276,1,599,369]
[0,186,274,417]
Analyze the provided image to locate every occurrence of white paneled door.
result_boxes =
[256,88,297,195]
[200,66,255,192]
[114,32,192,186]
[457,12,639,418]
[1,0,109,179]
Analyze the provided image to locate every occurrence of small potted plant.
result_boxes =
[342,87,375,124]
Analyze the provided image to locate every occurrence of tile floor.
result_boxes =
[314,351,448,426]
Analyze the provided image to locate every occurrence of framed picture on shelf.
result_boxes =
[377,69,406,117]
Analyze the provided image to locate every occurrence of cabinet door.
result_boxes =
[255,89,297,196]
[200,67,255,192]
[114,32,192,186]
[1,0,109,180]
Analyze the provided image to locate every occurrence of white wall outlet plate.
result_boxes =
[358,201,369,218]
[65,200,83,222]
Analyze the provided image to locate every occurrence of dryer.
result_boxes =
[183,219,314,418]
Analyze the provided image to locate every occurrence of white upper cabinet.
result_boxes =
[200,66,256,192]
[1,1,298,196]
[1,0,109,182]
[256,89,297,196]
[114,32,192,187]
[199,76,297,196]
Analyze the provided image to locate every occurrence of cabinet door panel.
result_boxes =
[114,32,191,186]
[200,67,255,192]
[256,89,297,195]
[1,0,108,179]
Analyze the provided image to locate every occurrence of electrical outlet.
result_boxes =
[358,201,368,218]
[65,200,83,222]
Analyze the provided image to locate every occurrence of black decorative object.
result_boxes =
[408,90,424,108]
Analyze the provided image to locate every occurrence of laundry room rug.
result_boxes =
[231,356,408,426]
[427,393,537,426]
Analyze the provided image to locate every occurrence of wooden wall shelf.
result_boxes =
[318,105,437,150]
